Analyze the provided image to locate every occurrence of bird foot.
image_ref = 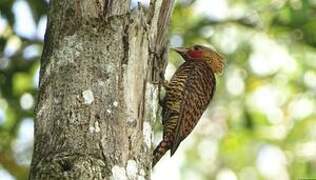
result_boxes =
[152,80,169,89]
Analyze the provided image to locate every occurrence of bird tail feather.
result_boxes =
[153,139,171,167]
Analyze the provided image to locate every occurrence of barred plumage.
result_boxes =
[153,45,224,167]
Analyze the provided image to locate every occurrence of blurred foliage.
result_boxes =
[0,0,47,179]
[0,0,316,180]
[167,0,316,180]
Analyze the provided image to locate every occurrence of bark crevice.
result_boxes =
[30,0,175,179]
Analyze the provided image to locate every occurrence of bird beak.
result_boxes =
[171,47,188,55]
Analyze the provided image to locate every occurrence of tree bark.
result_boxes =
[29,0,174,179]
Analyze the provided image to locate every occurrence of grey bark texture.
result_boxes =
[29,0,174,179]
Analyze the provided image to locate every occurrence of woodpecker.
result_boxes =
[153,44,224,167]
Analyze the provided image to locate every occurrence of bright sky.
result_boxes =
[12,0,37,39]
[193,0,229,20]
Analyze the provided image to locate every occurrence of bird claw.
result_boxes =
[152,80,169,89]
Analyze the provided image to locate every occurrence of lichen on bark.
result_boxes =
[30,0,174,179]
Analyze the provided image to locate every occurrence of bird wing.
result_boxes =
[161,63,192,125]
[170,61,216,155]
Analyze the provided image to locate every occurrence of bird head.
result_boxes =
[172,45,224,74]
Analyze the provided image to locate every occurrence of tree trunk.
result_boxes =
[29,0,174,179]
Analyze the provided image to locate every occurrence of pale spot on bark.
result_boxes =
[143,122,152,148]
[82,89,94,104]
[75,50,80,57]
[54,97,59,103]
[89,121,100,133]
[126,160,138,179]
[137,176,146,180]
[112,165,128,180]
[94,121,100,132]
[98,80,106,86]
[89,126,95,133]
[127,118,136,123]
[107,109,112,114]
[113,101,118,107]
[139,168,145,176]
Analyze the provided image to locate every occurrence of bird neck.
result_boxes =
[206,58,223,74]
[186,58,218,74]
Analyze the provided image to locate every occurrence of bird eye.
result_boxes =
[193,45,203,51]
[193,45,202,50]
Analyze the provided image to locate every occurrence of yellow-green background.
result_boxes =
[0,0,316,179]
